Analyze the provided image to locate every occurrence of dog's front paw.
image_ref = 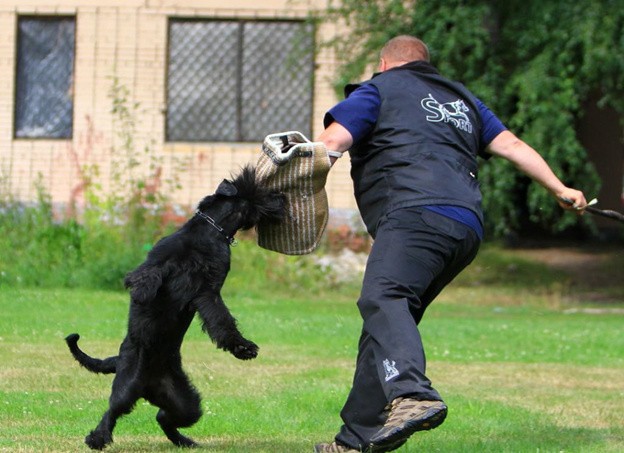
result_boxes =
[230,339,258,360]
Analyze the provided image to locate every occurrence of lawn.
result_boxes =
[0,243,623,452]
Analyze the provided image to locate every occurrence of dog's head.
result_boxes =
[197,165,286,233]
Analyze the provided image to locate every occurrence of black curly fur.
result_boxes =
[65,165,285,450]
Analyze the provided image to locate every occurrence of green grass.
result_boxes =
[1,244,623,452]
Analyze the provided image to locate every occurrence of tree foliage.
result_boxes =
[320,0,624,237]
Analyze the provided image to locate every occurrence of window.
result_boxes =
[14,16,76,139]
[166,19,315,142]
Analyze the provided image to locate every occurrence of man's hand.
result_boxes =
[557,189,588,213]
[316,122,353,166]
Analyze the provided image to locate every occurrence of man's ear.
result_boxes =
[379,57,387,72]
[216,179,238,196]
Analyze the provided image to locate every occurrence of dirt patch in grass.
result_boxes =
[510,245,624,303]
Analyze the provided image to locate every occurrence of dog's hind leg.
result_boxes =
[86,390,141,450]
[85,408,117,450]
[85,360,143,450]
[148,370,202,447]
[86,402,136,450]
[156,407,200,449]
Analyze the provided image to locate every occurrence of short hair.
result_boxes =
[380,35,430,64]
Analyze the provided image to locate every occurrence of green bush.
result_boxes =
[320,0,621,237]
[0,163,360,292]
[0,79,180,290]
[0,195,162,290]
[0,200,359,293]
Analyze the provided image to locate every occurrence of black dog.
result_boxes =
[65,165,285,450]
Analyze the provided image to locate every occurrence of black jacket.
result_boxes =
[347,61,486,236]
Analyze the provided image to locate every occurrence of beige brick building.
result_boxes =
[2,1,621,235]
[0,0,360,223]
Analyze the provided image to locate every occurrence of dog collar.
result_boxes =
[195,210,237,246]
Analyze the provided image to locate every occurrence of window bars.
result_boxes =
[166,19,315,143]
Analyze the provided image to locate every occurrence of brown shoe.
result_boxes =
[368,397,447,450]
[314,441,360,452]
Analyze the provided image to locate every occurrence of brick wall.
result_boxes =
[0,0,359,222]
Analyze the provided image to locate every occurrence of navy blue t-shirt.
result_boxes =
[325,83,507,239]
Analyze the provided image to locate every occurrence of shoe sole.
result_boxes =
[365,438,407,453]
[368,405,447,451]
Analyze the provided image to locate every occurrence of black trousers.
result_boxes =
[335,207,481,449]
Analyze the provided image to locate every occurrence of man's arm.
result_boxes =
[317,84,380,166]
[317,121,354,166]
[486,130,587,210]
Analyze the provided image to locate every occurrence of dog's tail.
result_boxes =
[65,333,117,374]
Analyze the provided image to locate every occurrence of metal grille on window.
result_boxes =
[167,21,239,142]
[166,20,314,143]
[15,17,75,139]
[241,22,314,141]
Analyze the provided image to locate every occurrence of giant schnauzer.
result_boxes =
[65,165,285,450]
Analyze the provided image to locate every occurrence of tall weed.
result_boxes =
[0,79,181,290]
[0,178,82,287]
[0,77,354,293]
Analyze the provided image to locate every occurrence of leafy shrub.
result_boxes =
[0,77,364,293]
[321,0,618,237]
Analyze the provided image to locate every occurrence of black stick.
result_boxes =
[559,197,624,224]
[584,206,624,223]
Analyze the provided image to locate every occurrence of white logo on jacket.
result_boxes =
[421,93,473,133]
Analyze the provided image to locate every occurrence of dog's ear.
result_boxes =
[216,179,238,197]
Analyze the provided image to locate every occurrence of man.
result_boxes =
[313,36,587,453]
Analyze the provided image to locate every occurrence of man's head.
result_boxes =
[379,35,430,71]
